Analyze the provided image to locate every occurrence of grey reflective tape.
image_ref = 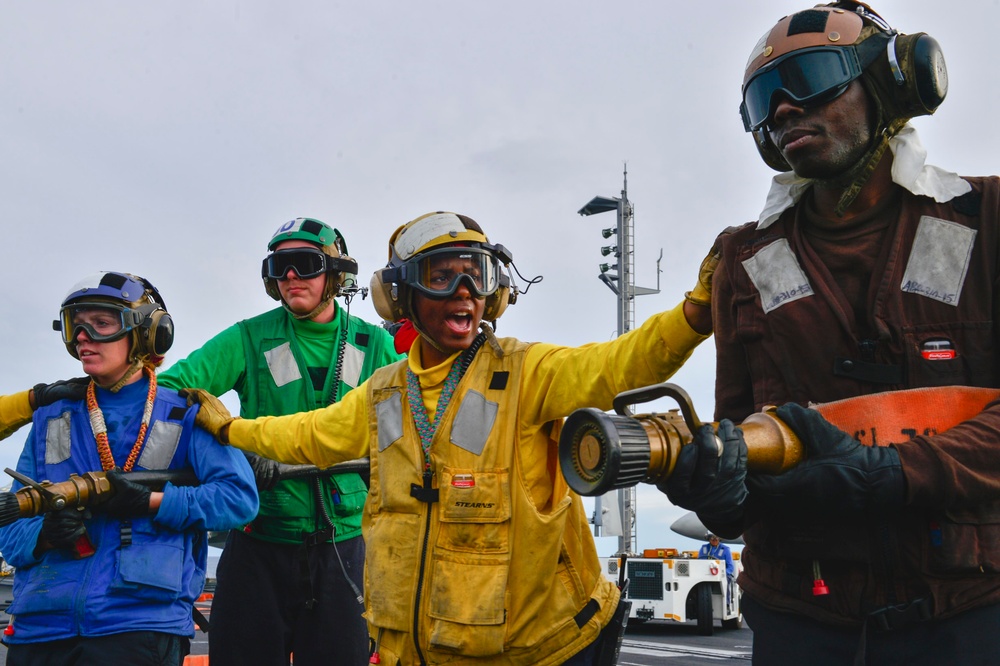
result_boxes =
[377,392,403,452]
[342,343,364,389]
[742,239,814,314]
[450,390,498,456]
[137,421,183,470]
[44,412,73,465]
[900,216,976,306]
[264,342,302,387]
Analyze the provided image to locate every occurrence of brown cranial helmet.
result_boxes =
[740,1,947,173]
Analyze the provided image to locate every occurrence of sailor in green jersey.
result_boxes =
[159,218,401,666]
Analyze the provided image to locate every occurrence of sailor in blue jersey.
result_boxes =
[0,271,258,666]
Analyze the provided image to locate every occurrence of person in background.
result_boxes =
[699,532,736,606]
[0,271,257,665]
[158,218,401,666]
[184,210,720,665]
[699,533,735,579]
[665,2,1000,663]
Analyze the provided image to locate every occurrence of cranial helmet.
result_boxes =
[741,1,948,173]
[262,217,360,318]
[54,271,174,365]
[370,212,516,325]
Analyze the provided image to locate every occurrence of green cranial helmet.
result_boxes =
[262,217,360,318]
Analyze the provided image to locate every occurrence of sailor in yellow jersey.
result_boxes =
[185,211,720,665]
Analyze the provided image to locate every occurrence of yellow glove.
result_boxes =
[180,388,236,444]
[0,390,34,441]
[685,229,733,308]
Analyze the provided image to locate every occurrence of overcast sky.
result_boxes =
[2,1,997,555]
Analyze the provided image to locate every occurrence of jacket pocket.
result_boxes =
[6,560,77,615]
[923,502,1000,574]
[436,467,510,554]
[111,542,185,602]
[331,472,368,519]
[364,513,421,632]
[903,322,994,388]
[427,552,508,656]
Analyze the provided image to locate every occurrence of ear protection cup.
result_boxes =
[136,303,175,357]
[482,274,515,322]
[895,33,947,116]
[263,275,281,301]
[370,269,406,322]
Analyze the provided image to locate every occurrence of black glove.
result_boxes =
[660,420,748,525]
[747,403,905,516]
[39,507,89,552]
[244,452,282,491]
[101,469,153,518]
[33,377,90,407]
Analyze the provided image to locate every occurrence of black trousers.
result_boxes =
[744,594,1000,665]
[208,530,368,666]
[5,631,189,666]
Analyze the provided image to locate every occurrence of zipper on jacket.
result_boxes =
[410,470,439,666]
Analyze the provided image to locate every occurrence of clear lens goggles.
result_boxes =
[55,302,144,345]
[399,246,502,299]
[740,47,863,132]
[263,248,331,280]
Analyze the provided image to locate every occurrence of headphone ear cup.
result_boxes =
[483,287,508,321]
[370,270,404,322]
[910,34,947,113]
[145,309,175,357]
[483,271,515,321]
[263,278,282,301]
[892,32,948,117]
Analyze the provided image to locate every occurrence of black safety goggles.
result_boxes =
[383,246,507,299]
[54,302,145,345]
[262,248,357,281]
[740,47,864,132]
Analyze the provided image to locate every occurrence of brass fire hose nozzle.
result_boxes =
[11,470,112,519]
[559,383,804,497]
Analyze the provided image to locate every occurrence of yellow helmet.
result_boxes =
[370,212,516,324]
[741,2,947,172]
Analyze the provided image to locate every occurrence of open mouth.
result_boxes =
[446,312,474,334]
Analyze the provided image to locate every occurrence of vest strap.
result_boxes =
[832,357,904,385]
[410,471,439,504]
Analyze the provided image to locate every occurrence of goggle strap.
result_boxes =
[328,256,359,275]
[854,31,891,72]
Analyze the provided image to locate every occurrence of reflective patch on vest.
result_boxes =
[900,216,976,306]
[44,412,73,465]
[377,392,403,452]
[450,390,497,456]
[264,342,301,387]
[137,421,182,470]
[342,343,365,389]
[742,239,814,313]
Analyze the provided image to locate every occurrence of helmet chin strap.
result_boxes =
[103,358,145,393]
[285,294,335,321]
[829,123,898,217]
[828,75,908,218]
[408,312,447,356]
